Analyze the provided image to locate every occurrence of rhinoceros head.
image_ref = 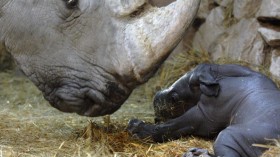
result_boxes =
[0,0,200,116]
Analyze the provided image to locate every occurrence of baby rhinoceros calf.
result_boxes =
[127,63,280,157]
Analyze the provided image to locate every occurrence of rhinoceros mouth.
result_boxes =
[44,79,131,117]
[80,81,131,116]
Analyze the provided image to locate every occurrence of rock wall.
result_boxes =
[177,0,280,79]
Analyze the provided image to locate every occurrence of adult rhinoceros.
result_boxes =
[0,0,200,117]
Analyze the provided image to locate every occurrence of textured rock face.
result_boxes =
[193,7,226,52]
[233,0,262,19]
[177,0,280,79]
[209,19,265,65]
[257,0,280,19]
[214,0,232,7]
[270,49,280,78]
[258,28,280,48]
[149,0,175,7]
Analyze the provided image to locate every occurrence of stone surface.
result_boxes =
[258,27,280,47]
[192,7,227,52]
[217,0,233,7]
[209,19,265,65]
[233,0,262,19]
[270,49,280,79]
[174,0,280,79]
[148,0,175,7]
[184,0,280,81]
[197,0,213,19]
[257,0,280,19]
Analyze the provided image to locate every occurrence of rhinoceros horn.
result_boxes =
[125,0,201,83]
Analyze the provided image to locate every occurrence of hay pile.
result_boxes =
[0,49,279,156]
[79,121,213,157]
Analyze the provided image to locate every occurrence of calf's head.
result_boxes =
[0,0,200,116]
[154,64,221,123]
[153,71,201,123]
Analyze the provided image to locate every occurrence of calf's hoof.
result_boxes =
[127,119,156,140]
[183,148,213,157]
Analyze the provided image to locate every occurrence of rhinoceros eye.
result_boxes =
[64,0,78,9]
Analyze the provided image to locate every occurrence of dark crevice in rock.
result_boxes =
[262,43,272,68]
[209,2,219,10]
[257,17,280,31]
[192,18,206,31]
[129,4,147,18]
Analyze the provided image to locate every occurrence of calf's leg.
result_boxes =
[128,106,220,142]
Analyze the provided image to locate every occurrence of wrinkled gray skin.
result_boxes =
[128,64,280,157]
[0,0,200,116]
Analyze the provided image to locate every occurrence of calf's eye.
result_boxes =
[171,93,179,103]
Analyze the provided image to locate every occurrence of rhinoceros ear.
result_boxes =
[106,0,147,17]
[190,64,220,97]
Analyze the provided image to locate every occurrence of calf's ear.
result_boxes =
[191,64,220,97]
[199,83,219,97]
